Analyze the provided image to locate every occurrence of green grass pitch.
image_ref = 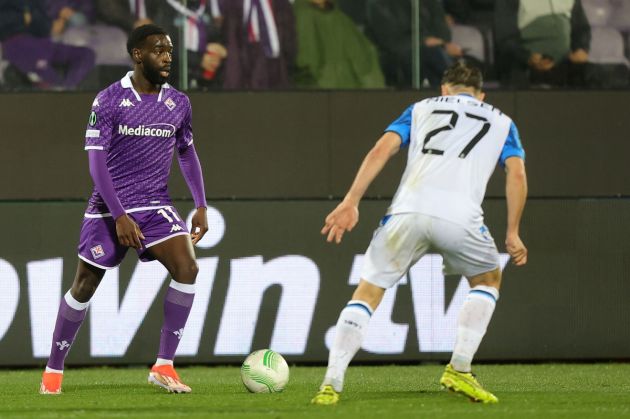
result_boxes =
[1,364,629,418]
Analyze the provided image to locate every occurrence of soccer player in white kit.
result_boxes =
[312,62,528,405]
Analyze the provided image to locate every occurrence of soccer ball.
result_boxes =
[240,349,289,393]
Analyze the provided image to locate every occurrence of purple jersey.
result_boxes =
[84,71,193,215]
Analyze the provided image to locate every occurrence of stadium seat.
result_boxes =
[61,25,129,66]
[582,0,612,27]
[608,0,630,31]
[451,24,485,63]
[588,27,628,65]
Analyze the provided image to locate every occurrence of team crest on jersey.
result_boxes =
[90,245,105,259]
[119,98,134,108]
[164,97,176,111]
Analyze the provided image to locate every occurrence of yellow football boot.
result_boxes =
[440,364,498,404]
[311,385,340,405]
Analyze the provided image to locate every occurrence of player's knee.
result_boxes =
[72,274,99,301]
[173,260,198,284]
[487,268,502,288]
[469,268,502,290]
[189,261,199,280]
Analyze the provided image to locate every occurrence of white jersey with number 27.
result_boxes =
[384,94,525,227]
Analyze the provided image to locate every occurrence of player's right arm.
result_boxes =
[322,131,402,244]
[322,105,413,244]
[85,93,144,249]
[88,151,145,248]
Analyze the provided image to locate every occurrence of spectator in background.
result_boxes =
[418,0,463,86]
[336,0,368,28]
[443,0,495,29]
[495,0,591,88]
[94,0,154,33]
[294,0,384,89]
[218,0,296,89]
[442,0,494,80]
[47,0,129,66]
[94,0,225,89]
[366,0,463,88]
[0,0,95,89]
[162,0,226,89]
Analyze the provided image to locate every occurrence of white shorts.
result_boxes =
[361,213,500,289]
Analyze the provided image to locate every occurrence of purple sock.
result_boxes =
[47,291,89,371]
[158,281,195,361]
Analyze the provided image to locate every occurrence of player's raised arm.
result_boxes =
[322,132,402,244]
[504,156,528,265]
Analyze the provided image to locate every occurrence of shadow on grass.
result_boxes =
[62,383,148,392]
[0,406,212,414]
[352,389,445,401]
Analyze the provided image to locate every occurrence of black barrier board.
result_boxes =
[0,199,628,366]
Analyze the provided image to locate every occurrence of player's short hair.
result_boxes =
[126,24,169,57]
[441,61,483,91]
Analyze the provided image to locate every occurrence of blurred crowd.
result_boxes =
[0,0,629,91]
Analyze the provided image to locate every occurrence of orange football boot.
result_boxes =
[40,371,63,395]
[148,364,191,393]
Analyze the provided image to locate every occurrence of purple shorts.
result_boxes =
[78,206,189,269]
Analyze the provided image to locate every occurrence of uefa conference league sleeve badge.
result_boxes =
[89,111,97,127]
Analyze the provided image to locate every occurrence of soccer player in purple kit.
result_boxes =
[40,24,208,395]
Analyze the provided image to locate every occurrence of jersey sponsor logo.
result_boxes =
[170,224,184,233]
[88,111,97,126]
[118,123,176,138]
[90,245,105,259]
[164,97,176,111]
[119,98,135,107]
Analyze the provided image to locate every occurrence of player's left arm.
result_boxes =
[505,157,527,265]
[500,122,528,266]
[176,97,208,245]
